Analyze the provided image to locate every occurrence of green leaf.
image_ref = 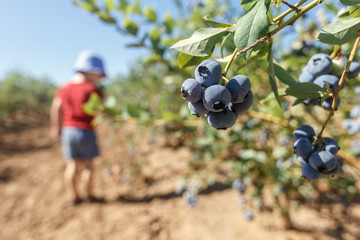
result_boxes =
[150,27,161,46]
[164,12,174,34]
[170,27,230,57]
[97,12,116,24]
[340,0,360,6]
[105,0,114,11]
[285,82,326,99]
[117,0,128,12]
[274,62,297,86]
[72,1,99,12]
[203,16,234,28]
[318,16,360,44]
[350,5,360,18]
[82,92,102,116]
[268,46,281,106]
[241,0,262,11]
[234,1,269,60]
[178,53,208,69]
[144,7,157,22]
[124,17,138,36]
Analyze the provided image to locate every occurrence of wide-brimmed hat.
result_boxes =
[74,50,106,77]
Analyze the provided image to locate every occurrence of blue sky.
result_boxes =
[0,0,344,86]
[0,0,178,86]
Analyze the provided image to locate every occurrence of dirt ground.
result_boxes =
[1,116,360,240]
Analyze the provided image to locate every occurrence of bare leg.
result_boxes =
[80,159,94,198]
[64,160,81,203]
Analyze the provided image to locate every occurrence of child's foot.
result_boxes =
[69,197,83,206]
[85,195,106,203]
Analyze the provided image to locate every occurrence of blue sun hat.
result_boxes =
[74,50,106,77]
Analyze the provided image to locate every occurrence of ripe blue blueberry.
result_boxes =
[293,125,315,141]
[321,97,341,111]
[207,108,237,130]
[306,53,332,77]
[228,90,254,116]
[293,137,313,160]
[301,163,319,180]
[299,67,315,83]
[322,158,341,176]
[181,78,203,102]
[313,74,341,92]
[226,75,251,103]
[195,59,222,88]
[203,85,231,112]
[323,137,340,155]
[188,100,209,118]
[348,61,360,78]
[309,151,337,172]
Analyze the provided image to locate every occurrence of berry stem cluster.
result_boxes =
[317,31,360,139]
[223,0,325,78]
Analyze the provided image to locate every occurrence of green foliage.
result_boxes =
[0,71,56,121]
[318,16,360,44]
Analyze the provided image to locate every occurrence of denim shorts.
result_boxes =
[61,127,99,160]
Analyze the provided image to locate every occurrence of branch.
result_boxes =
[281,0,300,12]
[317,30,360,138]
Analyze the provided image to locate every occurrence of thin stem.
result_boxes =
[281,0,300,12]
[223,48,238,78]
[273,0,308,23]
[317,30,360,138]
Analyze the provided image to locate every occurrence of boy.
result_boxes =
[50,50,106,205]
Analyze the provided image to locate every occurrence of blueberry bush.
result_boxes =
[74,0,360,227]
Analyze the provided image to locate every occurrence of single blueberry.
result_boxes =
[306,53,333,76]
[203,85,231,112]
[293,125,315,141]
[348,62,360,78]
[181,78,203,102]
[195,59,222,88]
[188,100,209,118]
[323,137,340,155]
[207,107,237,130]
[293,137,313,160]
[321,97,341,111]
[299,68,315,83]
[313,74,341,92]
[301,163,320,180]
[309,151,337,172]
[226,75,251,103]
[228,90,254,116]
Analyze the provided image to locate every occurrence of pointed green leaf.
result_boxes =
[268,46,281,106]
[124,17,138,35]
[220,33,234,58]
[234,1,269,60]
[285,82,326,99]
[178,53,208,69]
[350,5,360,18]
[340,0,360,6]
[203,16,234,28]
[318,16,360,44]
[72,1,99,12]
[144,7,157,22]
[164,12,174,34]
[241,0,262,11]
[97,12,116,24]
[150,27,161,46]
[82,92,101,116]
[274,62,297,86]
[170,27,230,57]
[117,0,128,12]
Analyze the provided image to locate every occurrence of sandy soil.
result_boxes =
[1,117,360,240]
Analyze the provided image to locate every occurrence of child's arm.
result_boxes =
[50,95,63,140]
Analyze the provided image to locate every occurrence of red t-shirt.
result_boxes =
[58,81,103,130]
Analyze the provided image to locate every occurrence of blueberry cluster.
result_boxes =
[293,125,342,180]
[342,86,360,135]
[298,53,344,110]
[181,59,253,130]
